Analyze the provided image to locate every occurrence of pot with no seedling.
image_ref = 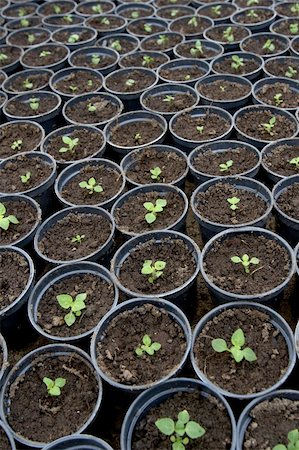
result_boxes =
[291,35,299,56]
[0,420,16,450]
[55,158,125,209]
[169,15,213,40]
[0,152,56,216]
[126,17,168,39]
[5,17,42,32]
[191,176,273,241]
[90,297,192,392]
[253,77,299,113]
[236,390,299,450]
[21,43,70,72]
[261,138,299,185]
[0,120,45,161]
[272,174,299,245]
[0,69,7,86]
[50,67,104,102]
[263,56,299,81]
[155,5,195,22]
[0,344,103,449]
[41,125,106,169]
[42,14,85,32]
[119,51,170,71]
[36,0,76,17]
[84,14,127,37]
[115,3,155,21]
[231,7,276,32]
[3,68,52,97]
[204,23,251,52]
[28,261,119,344]
[211,51,263,81]
[191,301,296,400]
[234,105,299,150]
[157,58,211,86]
[170,106,233,151]
[97,33,140,56]
[240,32,290,58]
[63,93,123,130]
[174,38,224,61]
[110,230,200,304]
[0,27,7,45]
[1,2,37,20]
[69,46,119,75]
[34,206,115,266]
[270,17,299,39]
[6,27,51,48]
[75,0,115,17]
[0,44,23,74]
[111,183,188,238]
[120,377,236,450]
[196,2,237,24]
[51,26,98,51]
[200,226,296,305]
[140,32,185,57]
[43,434,113,450]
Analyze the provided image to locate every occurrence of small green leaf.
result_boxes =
[231,329,245,348]
[57,294,73,309]
[155,261,166,271]
[0,203,6,215]
[7,215,19,224]
[185,421,205,439]
[230,346,244,362]
[55,378,66,388]
[273,445,287,450]
[155,418,175,436]
[243,347,257,362]
[250,257,260,265]
[212,338,227,353]
[65,311,76,327]
[143,202,155,212]
[135,347,143,356]
[143,334,151,346]
[50,386,61,396]
[151,342,161,351]
[289,430,299,445]
[231,256,242,263]
[43,377,54,390]
[145,212,156,224]
[178,410,189,424]
[173,442,185,450]
[156,198,167,208]
[0,218,9,231]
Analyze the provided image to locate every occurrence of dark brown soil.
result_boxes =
[4,4,36,17]
[37,273,115,337]
[0,250,30,310]
[97,303,186,385]
[77,2,114,14]
[22,45,68,67]
[173,111,231,141]
[71,52,116,69]
[53,29,94,45]
[194,308,289,395]
[0,46,21,68]
[234,8,274,24]
[65,96,120,125]
[106,69,155,93]
[0,122,43,159]
[0,199,39,245]
[53,71,102,95]
[203,234,290,295]
[142,34,183,51]
[243,397,299,449]
[170,16,211,35]
[192,147,259,176]
[198,79,251,101]
[276,3,299,17]
[99,37,137,55]
[236,110,297,141]
[0,427,10,450]
[114,190,185,234]
[8,30,49,47]
[144,92,196,113]
[61,164,123,205]
[110,120,164,147]
[85,16,124,31]
[235,0,272,6]
[263,144,299,177]
[157,6,194,20]
[0,72,5,85]
[264,58,299,80]
[5,72,50,93]
[198,4,236,19]
[39,1,75,15]
[255,82,299,108]
[0,154,53,194]
[213,56,261,76]
[194,182,267,225]
[119,7,152,19]
[118,237,196,295]
[132,390,232,450]
[205,25,249,44]
[7,353,98,443]
[160,66,205,82]
[45,16,83,27]
[7,17,42,30]
[38,212,112,261]
[126,147,187,185]
[176,41,220,59]
[293,40,299,53]
[155,0,190,6]
[276,183,299,220]
[127,21,167,37]
[272,19,299,36]
[242,36,287,55]
[120,52,168,69]
[5,94,58,117]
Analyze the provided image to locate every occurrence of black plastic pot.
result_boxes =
[211,51,264,81]
[191,176,273,241]
[69,45,119,75]
[34,206,115,265]
[55,158,126,209]
[90,297,192,392]
[0,334,9,389]
[253,76,299,113]
[169,15,213,40]
[84,14,128,37]
[1,2,37,20]
[240,32,290,58]
[97,32,140,56]
[0,90,7,118]
[119,50,170,70]
[36,0,76,17]
[274,1,299,19]
[0,120,45,161]
[42,14,85,32]
[4,17,42,32]
[273,174,299,245]
[21,43,70,71]
[6,27,51,49]
[157,58,210,86]
[156,5,195,22]
[126,17,168,39]
[27,261,119,343]
[191,301,296,400]
[0,420,16,450]
[0,344,103,449]
[0,152,57,215]
[204,23,252,52]
[115,2,155,20]
[271,17,299,39]
[233,0,274,8]
[291,36,299,57]
[231,7,276,32]
[75,0,115,17]
[263,55,299,79]
[261,138,299,185]
[196,2,237,24]
[140,31,185,56]
[3,68,53,97]
[120,377,236,450]
[173,37,224,61]
[43,434,113,450]
[110,229,200,303]
[51,26,98,51]
[0,44,23,74]
[200,226,296,304]
[236,390,299,450]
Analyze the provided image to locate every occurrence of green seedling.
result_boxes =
[11,139,23,151]
[285,66,297,78]
[0,53,8,62]
[134,132,142,143]
[20,18,29,27]
[141,259,166,283]
[290,156,299,168]
[247,0,259,4]
[223,26,234,43]
[142,55,155,66]
[53,4,61,13]
[135,334,161,356]
[150,167,162,181]
[273,429,299,450]
[144,198,167,224]
[79,177,103,194]
[87,79,93,87]
[231,55,245,70]
[170,0,178,3]
[212,328,257,363]
[185,74,191,80]
[69,85,77,93]
[91,54,101,65]
[23,78,33,89]
[111,39,122,51]
[274,93,283,106]
[170,9,179,17]
[57,292,87,326]
[262,116,276,135]
[43,377,66,396]
[163,95,175,102]
[291,3,299,14]
[131,11,139,18]
[157,34,169,45]
[0,203,19,231]
[20,171,31,184]
[92,4,103,13]
[144,24,152,33]
[212,5,221,15]
[290,23,299,34]
[188,16,198,26]
[87,102,97,112]
[68,33,80,43]
[101,17,110,25]
[231,253,260,274]
[18,8,26,17]
[263,38,275,52]
[219,160,233,172]
[63,15,73,23]
[219,85,226,92]
[125,78,135,87]
[40,50,51,57]
[196,125,204,134]
[155,409,205,450]
[29,98,39,111]
[190,40,203,56]
[59,136,79,153]
[71,234,85,244]
[227,196,240,211]
[27,34,35,44]
[247,9,258,18]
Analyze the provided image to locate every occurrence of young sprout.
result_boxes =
[142,55,155,66]
[223,26,234,43]
[91,54,101,65]
[43,377,66,396]
[212,328,257,363]
[134,132,142,143]
[143,198,167,224]
[156,410,205,450]
[190,40,203,56]
[141,259,166,283]
[263,39,275,52]
[0,53,8,62]
[125,78,135,87]
[20,171,31,184]
[285,66,297,78]
[144,23,152,33]
[219,160,233,172]
[196,126,204,134]
[157,34,169,45]
[273,429,299,450]
[219,85,226,92]
[150,167,162,181]
[71,234,85,244]
[111,39,122,51]
[56,292,87,326]
[247,0,259,4]
[68,33,80,43]
[92,4,103,13]
[274,93,283,106]
[53,4,61,14]
[20,18,29,27]
[188,16,198,27]
[231,254,260,274]
[170,0,178,3]
[227,196,240,211]
[290,23,299,34]
[87,79,93,87]
[0,203,19,231]
[163,95,175,102]
[79,177,103,194]
[247,9,258,18]
[40,50,51,57]
[29,98,39,111]
[101,17,110,25]
[262,116,276,135]
[87,102,97,112]
[135,334,161,356]
[170,9,179,17]
[290,157,299,168]
[69,85,77,93]
[131,10,139,18]
[23,78,33,89]
[11,139,23,151]
[59,136,79,153]
[27,34,35,44]
[211,5,221,15]
[231,55,245,70]
[185,74,191,81]
[63,15,73,23]
[18,7,26,17]
[291,3,299,14]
